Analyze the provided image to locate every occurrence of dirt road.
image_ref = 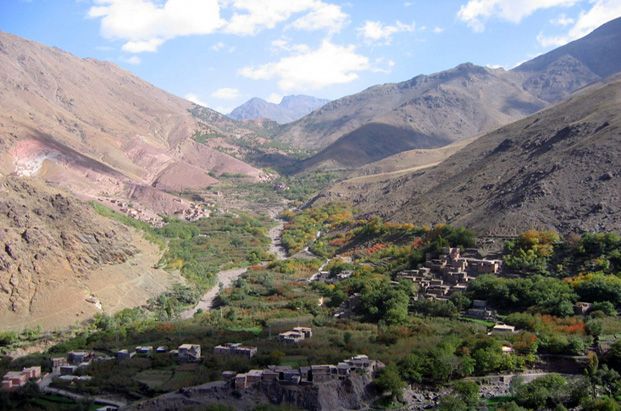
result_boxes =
[179,267,247,319]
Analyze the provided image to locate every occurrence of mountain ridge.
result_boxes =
[313,74,621,235]
[229,95,329,124]
[278,17,621,172]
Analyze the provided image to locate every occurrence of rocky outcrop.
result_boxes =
[0,177,174,330]
[130,374,377,411]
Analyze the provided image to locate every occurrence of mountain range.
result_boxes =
[229,95,329,124]
[1,17,621,328]
[313,74,621,235]
[280,17,621,172]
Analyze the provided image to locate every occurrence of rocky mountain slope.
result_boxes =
[314,75,621,235]
[0,177,182,330]
[279,17,621,171]
[229,95,328,124]
[0,31,264,218]
[130,371,376,410]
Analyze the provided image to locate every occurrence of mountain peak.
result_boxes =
[229,94,328,124]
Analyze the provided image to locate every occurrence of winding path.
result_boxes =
[179,217,288,319]
[179,267,248,319]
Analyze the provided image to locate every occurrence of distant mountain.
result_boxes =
[279,17,621,171]
[290,63,545,171]
[313,74,621,235]
[514,16,621,101]
[229,95,329,124]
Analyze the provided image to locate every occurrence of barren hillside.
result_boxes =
[314,76,621,235]
[279,63,545,152]
[0,177,183,331]
[0,31,264,216]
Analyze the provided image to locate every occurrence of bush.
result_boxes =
[514,374,569,409]
[375,364,405,401]
[591,301,617,316]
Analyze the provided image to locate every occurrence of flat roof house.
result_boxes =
[490,323,516,335]
[67,351,92,365]
[178,344,201,362]
[2,367,42,391]
[214,343,257,359]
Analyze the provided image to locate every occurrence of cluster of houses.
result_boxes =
[96,197,210,226]
[173,202,211,222]
[278,327,313,344]
[97,197,165,227]
[42,343,204,385]
[50,351,101,382]
[398,247,502,300]
[230,355,383,390]
[312,269,354,284]
[213,343,257,359]
[114,344,203,362]
[1,366,41,391]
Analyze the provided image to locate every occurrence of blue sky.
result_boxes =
[1,0,620,113]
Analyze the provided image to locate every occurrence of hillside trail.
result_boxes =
[342,161,441,184]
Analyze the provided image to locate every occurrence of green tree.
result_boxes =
[438,395,467,411]
[453,380,480,407]
[515,374,569,409]
[375,364,405,402]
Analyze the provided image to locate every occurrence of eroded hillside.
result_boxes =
[314,76,621,235]
[0,31,264,219]
[0,177,183,331]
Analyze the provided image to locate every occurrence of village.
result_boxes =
[231,354,384,390]
[1,324,386,403]
[96,196,211,227]
[311,245,600,341]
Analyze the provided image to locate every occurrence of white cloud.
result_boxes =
[457,0,578,32]
[271,38,311,53]
[537,0,621,47]
[550,13,575,26]
[121,38,164,53]
[433,26,445,33]
[357,20,416,44]
[89,0,348,53]
[288,2,348,33]
[88,0,223,53]
[370,58,396,74]
[184,93,208,106]
[215,106,235,115]
[224,0,347,36]
[211,41,225,51]
[211,41,236,53]
[266,93,283,104]
[239,40,369,91]
[122,55,141,65]
[211,88,241,100]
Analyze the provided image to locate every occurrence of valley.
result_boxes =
[1,12,621,411]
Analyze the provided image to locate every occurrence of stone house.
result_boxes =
[178,344,201,362]
[214,342,257,359]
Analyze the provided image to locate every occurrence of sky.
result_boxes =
[1,0,621,114]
